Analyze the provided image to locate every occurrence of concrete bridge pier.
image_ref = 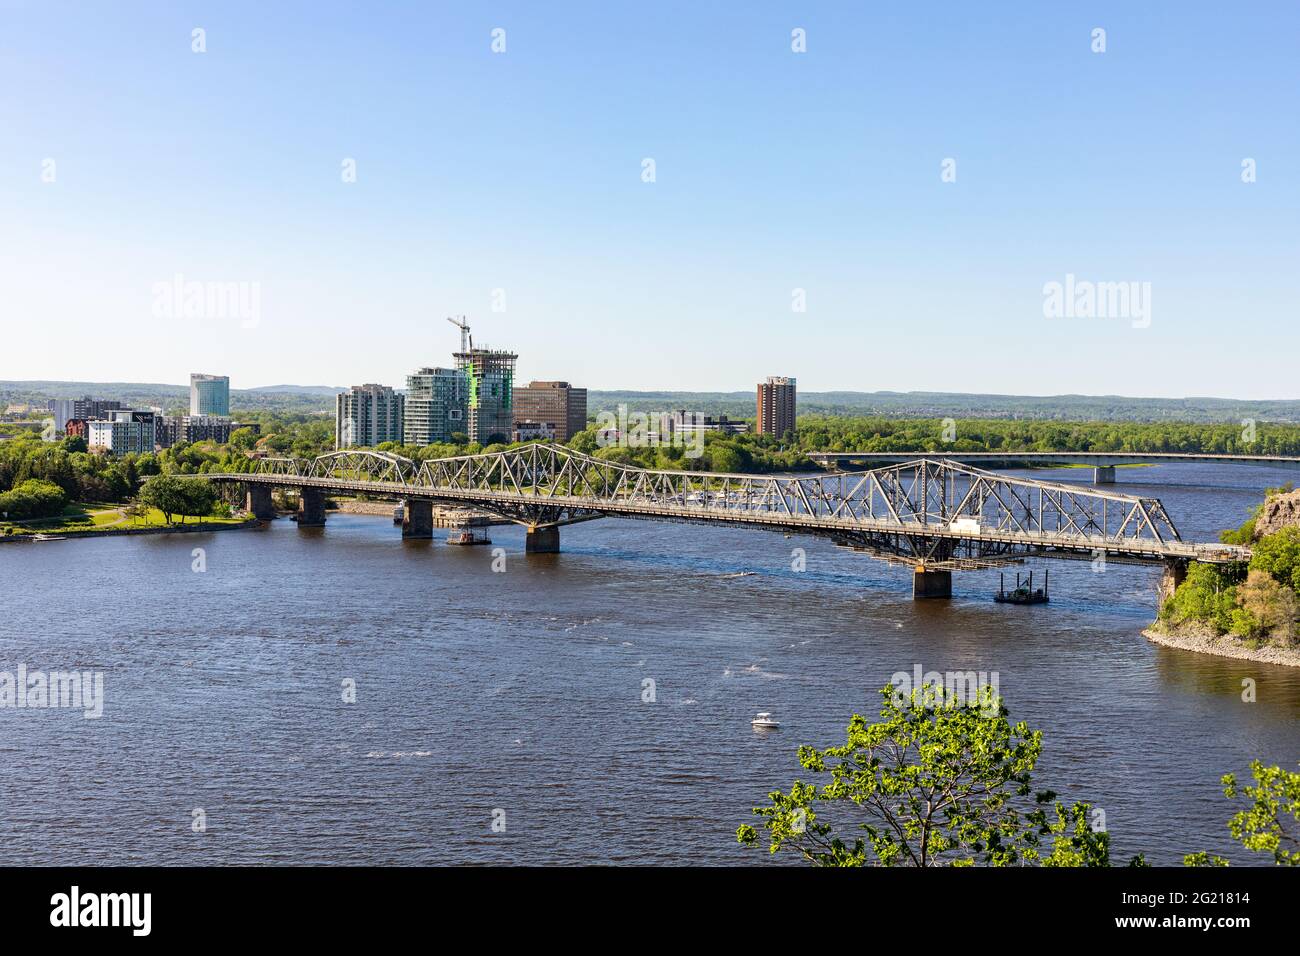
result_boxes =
[1158,559,1188,609]
[1094,466,1117,484]
[526,525,560,553]
[245,484,276,521]
[296,487,327,527]
[913,566,953,599]
[402,499,434,539]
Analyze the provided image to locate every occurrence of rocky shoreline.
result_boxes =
[1143,624,1300,668]
[331,501,398,516]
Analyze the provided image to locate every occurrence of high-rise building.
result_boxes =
[190,373,230,417]
[87,410,156,455]
[455,347,517,444]
[757,376,797,437]
[512,381,588,442]
[404,368,468,445]
[335,384,405,449]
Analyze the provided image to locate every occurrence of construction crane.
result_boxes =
[446,315,472,354]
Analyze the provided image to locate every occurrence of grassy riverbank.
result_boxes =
[0,502,248,538]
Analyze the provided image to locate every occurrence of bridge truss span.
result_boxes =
[209,443,1250,570]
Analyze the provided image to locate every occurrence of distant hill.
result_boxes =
[249,385,346,396]
[3,381,1297,424]
[587,391,1300,424]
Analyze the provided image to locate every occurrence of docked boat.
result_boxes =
[751,711,780,729]
[32,533,67,541]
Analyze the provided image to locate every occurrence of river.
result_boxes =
[2,462,1298,865]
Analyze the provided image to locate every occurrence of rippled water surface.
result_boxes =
[2,462,1298,865]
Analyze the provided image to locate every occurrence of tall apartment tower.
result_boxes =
[756,376,797,437]
[454,347,517,444]
[404,367,468,445]
[190,373,231,417]
[335,384,405,449]
[513,381,588,442]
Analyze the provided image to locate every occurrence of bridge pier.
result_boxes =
[1094,466,1116,484]
[296,487,327,527]
[1158,559,1188,609]
[402,499,434,539]
[525,525,560,554]
[245,484,275,521]
[912,567,953,599]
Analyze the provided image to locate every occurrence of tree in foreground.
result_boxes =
[1185,761,1300,867]
[738,685,1138,867]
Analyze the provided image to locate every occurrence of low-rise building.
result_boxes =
[87,410,157,455]
[513,420,557,442]
[667,411,749,438]
[157,415,234,448]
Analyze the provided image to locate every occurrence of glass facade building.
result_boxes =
[404,368,468,445]
[190,374,230,417]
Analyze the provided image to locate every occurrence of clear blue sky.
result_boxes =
[2,1,1296,397]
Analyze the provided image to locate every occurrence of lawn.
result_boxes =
[0,502,248,536]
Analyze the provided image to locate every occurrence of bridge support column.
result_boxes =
[913,567,952,600]
[402,499,434,539]
[525,525,560,554]
[296,487,327,527]
[1094,466,1116,484]
[245,484,275,521]
[1158,559,1188,610]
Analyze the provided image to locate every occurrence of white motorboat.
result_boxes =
[751,711,780,729]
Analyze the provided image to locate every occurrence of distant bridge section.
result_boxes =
[807,450,1300,483]
[206,444,1250,600]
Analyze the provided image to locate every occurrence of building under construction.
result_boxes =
[447,317,517,445]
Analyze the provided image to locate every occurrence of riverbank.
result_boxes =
[1143,623,1300,668]
[0,518,259,543]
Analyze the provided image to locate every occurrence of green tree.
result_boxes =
[228,427,256,451]
[1249,527,1300,591]
[1185,762,1300,866]
[137,475,187,524]
[738,686,1130,867]
[0,479,68,519]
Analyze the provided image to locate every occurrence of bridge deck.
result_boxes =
[209,456,1250,566]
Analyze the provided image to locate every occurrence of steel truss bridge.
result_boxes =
[207,444,1249,579]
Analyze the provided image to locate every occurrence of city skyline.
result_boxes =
[2,3,1296,398]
